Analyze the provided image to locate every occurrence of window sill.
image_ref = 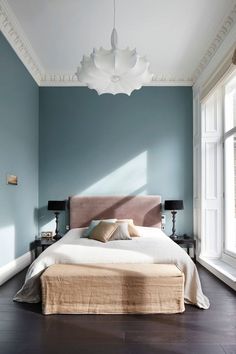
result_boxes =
[199,256,236,291]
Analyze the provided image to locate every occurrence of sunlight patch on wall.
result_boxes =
[80,152,147,195]
[0,225,15,267]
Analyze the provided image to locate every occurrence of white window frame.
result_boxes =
[200,88,223,261]
[199,67,236,268]
[222,70,236,263]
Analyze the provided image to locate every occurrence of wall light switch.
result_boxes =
[161,214,166,230]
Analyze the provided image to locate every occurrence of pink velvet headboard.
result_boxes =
[69,195,162,229]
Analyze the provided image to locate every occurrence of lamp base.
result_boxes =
[53,234,62,241]
[169,233,180,240]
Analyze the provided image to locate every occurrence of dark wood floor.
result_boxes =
[0,264,235,354]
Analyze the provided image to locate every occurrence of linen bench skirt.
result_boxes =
[41,263,185,315]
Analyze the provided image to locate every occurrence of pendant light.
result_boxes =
[76,0,153,95]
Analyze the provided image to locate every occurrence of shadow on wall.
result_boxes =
[39,149,191,236]
[38,87,193,236]
[39,152,148,233]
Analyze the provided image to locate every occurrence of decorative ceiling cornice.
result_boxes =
[40,72,193,87]
[0,0,235,87]
[192,3,236,83]
[152,73,193,86]
[0,0,193,87]
[0,0,43,85]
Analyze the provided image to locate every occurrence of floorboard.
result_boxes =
[0,264,235,354]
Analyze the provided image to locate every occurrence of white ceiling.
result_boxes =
[3,0,236,85]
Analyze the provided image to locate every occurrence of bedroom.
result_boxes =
[0,0,236,353]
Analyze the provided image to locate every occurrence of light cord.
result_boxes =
[113,0,116,28]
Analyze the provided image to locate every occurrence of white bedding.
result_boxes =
[14,227,210,309]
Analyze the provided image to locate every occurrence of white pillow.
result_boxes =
[109,223,132,241]
[82,219,117,238]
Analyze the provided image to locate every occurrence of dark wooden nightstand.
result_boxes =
[34,238,56,258]
[170,236,196,263]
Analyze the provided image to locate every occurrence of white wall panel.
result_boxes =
[205,142,217,200]
[200,89,223,259]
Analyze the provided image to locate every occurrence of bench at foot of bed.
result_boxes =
[41,263,185,315]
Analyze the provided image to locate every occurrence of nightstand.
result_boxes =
[34,238,56,258]
[170,236,196,263]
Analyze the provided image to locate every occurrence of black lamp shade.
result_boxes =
[164,200,184,211]
[48,200,66,211]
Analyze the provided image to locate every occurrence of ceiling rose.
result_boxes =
[76,0,153,95]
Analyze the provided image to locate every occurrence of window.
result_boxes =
[224,72,236,257]
[199,67,236,263]
[196,56,236,283]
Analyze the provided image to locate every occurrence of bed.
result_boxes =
[14,195,210,311]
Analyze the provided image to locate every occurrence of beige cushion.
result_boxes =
[128,224,140,237]
[110,223,132,241]
[89,221,118,243]
[83,219,117,238]
[117,219,140,237]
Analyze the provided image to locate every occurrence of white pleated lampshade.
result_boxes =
[76,28,153,95]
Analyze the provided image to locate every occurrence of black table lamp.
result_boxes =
[164,200,184,239]
[48,200,66,240]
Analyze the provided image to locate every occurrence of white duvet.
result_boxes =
[14,227,210,309]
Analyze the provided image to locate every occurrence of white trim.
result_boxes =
[145,81,193,87]
[0,0,43,85]
[0,0,194,87]
[198,256,236,291]
[0,251,33,286]
[40,77,193,87]
[0,0,235,87]
[200,89,224,260]
[193,3,236,83]
[200,57,235,103]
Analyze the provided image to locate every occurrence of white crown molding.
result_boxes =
[0,0,235,88]
[147,80,192,87]
[0,0,193,87]
[0,0,44,85]
[192,3,236,83]
[40,72,193,87]
[151,73,193,86]
[41,72,82,86]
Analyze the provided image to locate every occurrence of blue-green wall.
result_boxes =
[39,87,193,236]
[0,33,39,267]
[0,28,193,266]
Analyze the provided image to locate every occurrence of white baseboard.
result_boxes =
[0,251,33,286]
